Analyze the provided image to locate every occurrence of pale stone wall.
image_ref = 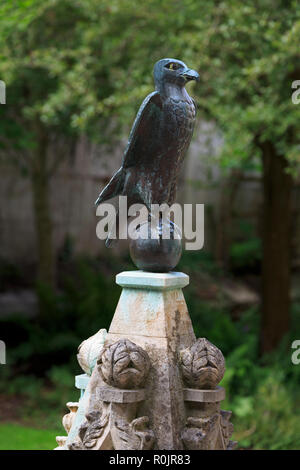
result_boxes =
[0,136,126,264]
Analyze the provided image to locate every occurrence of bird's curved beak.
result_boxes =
[182,68,200,82]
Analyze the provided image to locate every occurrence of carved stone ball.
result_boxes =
[180,338,225,389]
[129,220,182,272]
[97,339,151,389]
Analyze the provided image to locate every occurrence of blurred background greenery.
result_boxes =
[0,0,300,450]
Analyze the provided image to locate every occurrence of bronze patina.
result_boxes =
[95,58,199,270]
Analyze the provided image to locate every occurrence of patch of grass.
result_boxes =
[0,423,59,450]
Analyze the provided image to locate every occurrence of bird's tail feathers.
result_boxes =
[95,167,124,206]
[105,209,120,248]
[105,236,116,248]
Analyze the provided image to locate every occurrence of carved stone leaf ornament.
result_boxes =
[181,414,220,450]
[69,408,109,450]
[81,410,109,449]
[220,410,237,449]
[68,339,155,450]
[179,338,236,450]
[113,416,155,450]
[180,338,225,389]
[98,338,151,389]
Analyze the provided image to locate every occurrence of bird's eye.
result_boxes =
[165,62,180,71]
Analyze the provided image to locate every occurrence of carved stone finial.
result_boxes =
[97,339,151,389]
[54,436,67,450]
[180,338,225,389]
[62,402,79,434]
[77,328,107,375]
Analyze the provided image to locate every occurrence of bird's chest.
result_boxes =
[162,98,196,147]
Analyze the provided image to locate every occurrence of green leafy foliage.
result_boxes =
[0,255,123,376]
[230,220,262,271]
[2,0,299,159]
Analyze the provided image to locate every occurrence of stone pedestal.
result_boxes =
[58,271,236,450]
[105,271,195,450]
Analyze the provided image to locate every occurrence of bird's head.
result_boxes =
[153,58,200,90]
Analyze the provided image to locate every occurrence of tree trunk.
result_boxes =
[31,125,55,290]
[215,169,241,270]
[261,141,292,354]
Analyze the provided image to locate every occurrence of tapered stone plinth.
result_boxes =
[62,271,236,451]
[104,271,195,450]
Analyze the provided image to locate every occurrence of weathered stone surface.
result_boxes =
[62,402,79,434]
[70,408,110,450]
[180,338,225,389]
[183,386,225,403]
[65,377,92,448]
[111,416,155,450]
[98,339,150,389]
[182,389,236,449]
[181,414,220,450]
[75,373,89,397]
[116,270,189,290]
[64,271,236,451]
[97,386,146,403]
[69,386,154,449]
[54,436,67,450]
[180,341,235,450]
[105,271,196,450]
[77,328,107,376]
[219,410,237,450]
[111,272,193,340]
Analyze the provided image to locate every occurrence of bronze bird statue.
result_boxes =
[95,58,199,246]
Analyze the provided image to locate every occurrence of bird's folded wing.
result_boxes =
[122,91,162,169]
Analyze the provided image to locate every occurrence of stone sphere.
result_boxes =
[129,220,182,272]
